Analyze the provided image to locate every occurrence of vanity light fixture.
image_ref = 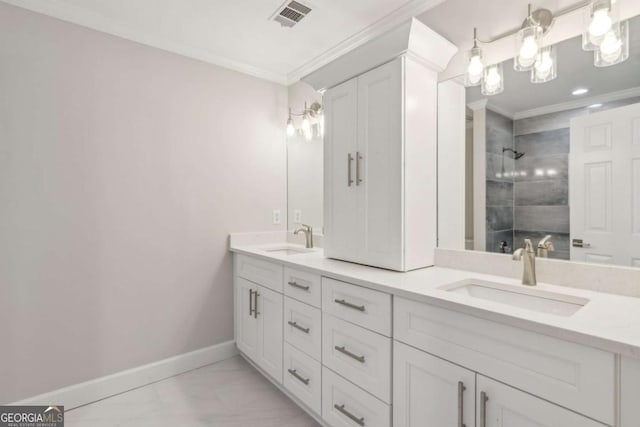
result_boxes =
[285,101,323,140]
[572,88,589,95]
[465,28,485,87]
[583,0,629,67]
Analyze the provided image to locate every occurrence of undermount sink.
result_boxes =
[263,245,316,256]
[439,279,589,317]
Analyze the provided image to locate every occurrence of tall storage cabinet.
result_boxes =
[310,18,457,272]
[323,57,438,271]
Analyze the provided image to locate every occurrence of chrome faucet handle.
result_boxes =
[512,248,524,260]
[537,235,555,257]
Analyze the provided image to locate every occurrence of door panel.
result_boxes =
[477,376,604,427]
[235,278,258,359]
[570,102,640,266]
[357,59,403,270]
[256,284,283,383]
[393,342,475,427]
[324,78,359,261]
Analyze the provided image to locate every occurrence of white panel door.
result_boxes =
[570,102,640,266]
[356,59,403,270]
[324,78,359,262]
[477,376,603,427]
[255,284,283,384]
[235,277,258,360]
[393,342,475,427]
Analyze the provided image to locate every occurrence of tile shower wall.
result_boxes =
[486,110,514,253]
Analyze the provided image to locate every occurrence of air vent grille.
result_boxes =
[271,0,312,28]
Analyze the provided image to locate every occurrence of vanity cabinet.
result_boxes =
[323,56,438,272]
[234,256,284,384]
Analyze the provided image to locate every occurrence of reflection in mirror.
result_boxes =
[465,15,640,267]
[287,82,323,232]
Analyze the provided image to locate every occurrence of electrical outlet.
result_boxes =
[293,209,302,223]
[272,209,281,225]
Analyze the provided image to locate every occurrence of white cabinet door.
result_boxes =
[235,277,259,360]
[255,284,283,384]
[394,342,475,427]
[477,376,604,427]
[356,59,403,270]
[324,77,359,262]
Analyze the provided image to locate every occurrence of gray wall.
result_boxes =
[0,4,287,403]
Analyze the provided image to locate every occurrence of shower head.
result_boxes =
[503,147,525,160]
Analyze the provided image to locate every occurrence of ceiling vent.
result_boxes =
[271,0,312,28]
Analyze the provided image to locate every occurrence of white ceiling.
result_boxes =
[0,0,446,85]
[465,15,640,117]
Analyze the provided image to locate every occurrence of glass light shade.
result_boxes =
[531,46,557,83]
[286,118,295,137]
[465,47,484,87]
[318,114,325,138]
[481,63,504,96]
[594,20,629,66]
[514,25,543,71]
[582,0,618,50]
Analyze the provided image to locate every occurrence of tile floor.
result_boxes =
[65,356,321,426]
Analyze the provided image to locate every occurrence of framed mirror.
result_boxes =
[464,14,640,266]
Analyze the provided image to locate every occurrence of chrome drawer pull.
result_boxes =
[334,345,365,363]
[334,404,365,426]
[480,391,488,427]
[287,368,310,385]
[249,289,255,317]
[334,298,365,312]
[287,321,310,334]
[253,291,259,319]
[348,153,354,186]
[288,281,310,291]
[458,381,466,427]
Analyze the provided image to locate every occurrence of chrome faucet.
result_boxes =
[537,235,555,258]
[512,239,536,286]
[294,224,313,249]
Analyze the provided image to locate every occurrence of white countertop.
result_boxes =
[230,243,640,358]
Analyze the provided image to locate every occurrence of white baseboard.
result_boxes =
[12,340,238,410]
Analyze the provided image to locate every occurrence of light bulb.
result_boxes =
[599,30,622,62]
[301,114,310,134]
[518,36,539,67]
[467,55,484,83]
[286,118,295,137]
[535,51,553,79]
[485,67,501,89]
[589,8,613,40]
[318,114,325,138]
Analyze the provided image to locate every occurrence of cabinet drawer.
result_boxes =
[394,297,615,425]
[284,297,321,361]
[235,254,283,293]
[284,267,321,308]
[322,367,390,427]
[322,277,391,336]
[283,343,322,416]
[477,375,605,427]
[323,314,391,403]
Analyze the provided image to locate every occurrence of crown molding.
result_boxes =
[286,0,447,85]
[512,86,640,120]
[486,103,515,120]
[0,0,289,85]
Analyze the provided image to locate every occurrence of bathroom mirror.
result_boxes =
[464,14,640,267]
[287,83,323,233]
